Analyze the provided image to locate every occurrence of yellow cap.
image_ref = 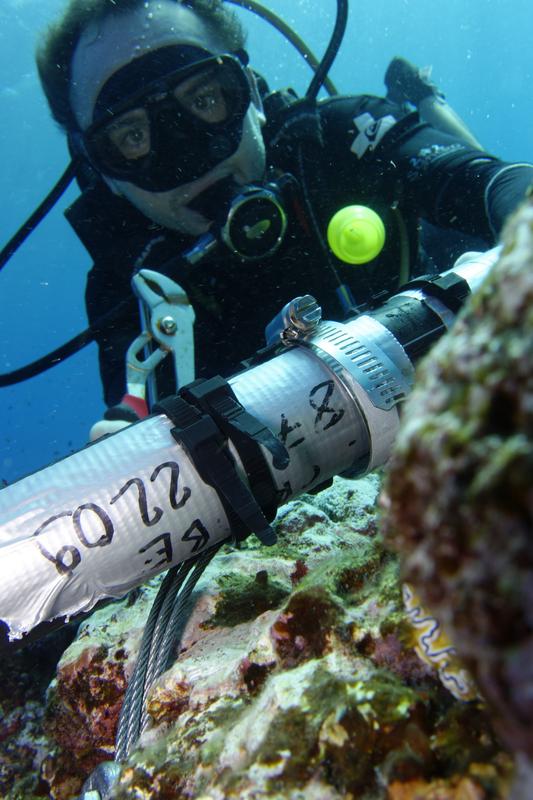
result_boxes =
[327,205,386,264]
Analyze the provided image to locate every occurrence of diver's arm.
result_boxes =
[320,93,531,243]
[480,161,533,239]
[386,123,533,241]
[384,55,533,235]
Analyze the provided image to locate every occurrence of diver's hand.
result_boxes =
[89,417,133,441]
[451,246,502,294]
[384,56,439,105]
[89,395,148,442]
[453,246,502,272]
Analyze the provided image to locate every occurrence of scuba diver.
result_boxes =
[31,0,533,440]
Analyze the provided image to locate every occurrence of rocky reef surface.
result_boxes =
[381,195,533,795]
[1,474,513,799]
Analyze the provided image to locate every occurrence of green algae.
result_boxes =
[292,535,381,596]
[198,697,251,766]
[234,530,304,562]
[253,662,425,795]
[208,570,290,628]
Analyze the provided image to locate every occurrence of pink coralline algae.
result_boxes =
[42,643,129,798]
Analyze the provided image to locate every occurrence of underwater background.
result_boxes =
[1,0,532,485]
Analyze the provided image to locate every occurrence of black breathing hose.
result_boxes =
[227,0,339,96]
[305,0,347,100]
[0,297,135,388]
[0,160,77,274]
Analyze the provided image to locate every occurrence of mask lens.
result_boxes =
[85,56,251,187]
[173,66,232,124]
[104,108,151,161]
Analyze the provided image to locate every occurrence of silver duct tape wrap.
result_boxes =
[0,415,232,640]
[0,316,408,641]
[230,345,372,500]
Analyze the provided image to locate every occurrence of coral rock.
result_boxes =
[381,197,533,782]
[2,464,515,797]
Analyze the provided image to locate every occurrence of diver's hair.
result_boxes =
[36,0,247,133]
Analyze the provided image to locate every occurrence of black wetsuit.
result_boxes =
[66,94,533,407]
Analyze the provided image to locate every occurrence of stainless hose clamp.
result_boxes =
[301,312,416,470]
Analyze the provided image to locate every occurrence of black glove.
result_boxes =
[384,56,440,106]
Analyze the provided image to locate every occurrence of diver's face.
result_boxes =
[71,1,266,236]
[111,104,266,236]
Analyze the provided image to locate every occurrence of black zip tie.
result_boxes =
[155,392,277,545]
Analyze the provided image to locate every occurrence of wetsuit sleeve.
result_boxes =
[66,182,154,408]
[380,119,533,241]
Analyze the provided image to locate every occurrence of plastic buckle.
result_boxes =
[181,377,290,526]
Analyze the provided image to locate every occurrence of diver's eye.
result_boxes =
[123,127,149,151]
[192,84,224,113]
[175,72,229,124]
[106,110,151,160]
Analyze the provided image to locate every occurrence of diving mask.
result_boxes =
[83,45,252,192]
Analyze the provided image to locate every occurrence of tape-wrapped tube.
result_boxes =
[0,251,497,645]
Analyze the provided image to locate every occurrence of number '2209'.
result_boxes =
[32,461,205,576]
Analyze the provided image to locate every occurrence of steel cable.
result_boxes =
[115,544,223,760]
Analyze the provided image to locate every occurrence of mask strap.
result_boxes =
[246,68,266,124]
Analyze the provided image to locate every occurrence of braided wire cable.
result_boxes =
[139,562,195,691]
[114,563,190,761]
[115,543,224,761]
[138,545,221,736]
[143,547,217,692]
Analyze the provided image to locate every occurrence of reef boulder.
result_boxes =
[381,197,533,783]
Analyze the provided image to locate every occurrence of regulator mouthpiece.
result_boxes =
[221,182,289,260]
[327,205,386,264]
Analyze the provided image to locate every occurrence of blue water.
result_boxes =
[1,0,532,484]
